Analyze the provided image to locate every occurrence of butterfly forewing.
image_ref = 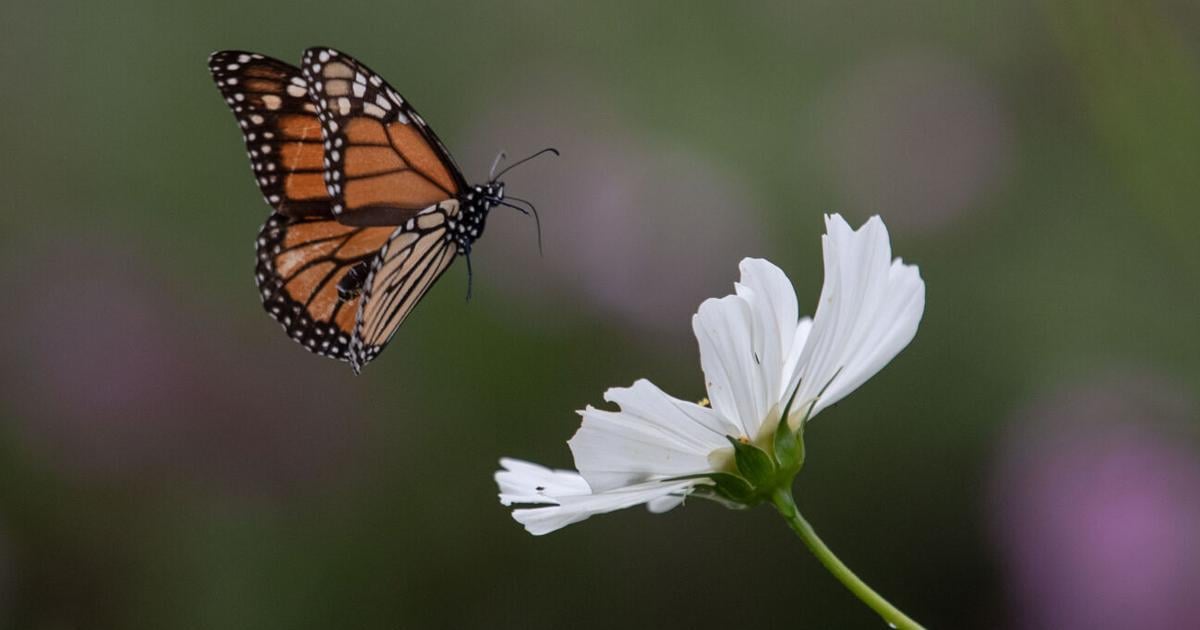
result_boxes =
[208,51,334,218]
[300,47,467,226]
[348,201,460,372]
[256,212,395,361]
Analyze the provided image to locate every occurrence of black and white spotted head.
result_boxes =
[451,182,505,253]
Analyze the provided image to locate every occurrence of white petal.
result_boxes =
[495,458,699,536]
[568,379,732,492]
[691,259,812,440]
[647,493,687,513]
[783,316,813,384]
[511,483,697,535]
[732,258,800,415]
[815,258,923,411]
[496,457,590,506]
[692,294,767,437]
[786,214,925,421]
[735,258,800,369]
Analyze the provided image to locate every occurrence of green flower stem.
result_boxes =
[770,488,925,630]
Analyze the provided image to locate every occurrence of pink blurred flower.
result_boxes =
[1,234,365,497]
[989,370,1200,630]
[818,51,1014,235]
[459,73,765,337]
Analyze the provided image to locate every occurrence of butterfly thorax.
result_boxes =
[450,182,504,253]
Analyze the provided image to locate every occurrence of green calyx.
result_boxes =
[693,411,807,508]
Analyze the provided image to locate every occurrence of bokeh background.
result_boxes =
[2,1,1199,628]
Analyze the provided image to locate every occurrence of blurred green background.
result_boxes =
[2,1,1199,628]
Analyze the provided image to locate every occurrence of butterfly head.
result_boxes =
[466,182,505,215]
[482,181,505,204]
[459,147,556,254]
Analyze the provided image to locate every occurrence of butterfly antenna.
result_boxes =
[489,151,507,181]
[492,147,560,181]
[503,196,543,257]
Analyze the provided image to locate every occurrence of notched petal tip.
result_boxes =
[788,214,924,418]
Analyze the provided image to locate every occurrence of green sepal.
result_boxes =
[772,414,805,474]
[661,471,757,505]
[727,436,776,488]
[706,472,758,505]
[689,483,754,510]
[772,385,807,476]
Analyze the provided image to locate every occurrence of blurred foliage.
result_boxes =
[0,1,1197,628]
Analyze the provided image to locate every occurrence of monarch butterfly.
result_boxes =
[208,47,551,373]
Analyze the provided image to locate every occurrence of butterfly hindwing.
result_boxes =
[256,212,395,361]
[209,51,332,218]
[348,201,461,372]
[300,47,467,226]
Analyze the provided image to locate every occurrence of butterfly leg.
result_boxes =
[463,248,474,302]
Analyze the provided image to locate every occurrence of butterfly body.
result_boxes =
[450,183,504,254]
[210,47,534,373]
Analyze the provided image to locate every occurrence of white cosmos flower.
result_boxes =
[496,214,925,535]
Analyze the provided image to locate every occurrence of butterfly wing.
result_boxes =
[218,48,472,370]
[348,201,461,373]
[256,212,395,361]
[301,47,468,226]
[208,50,332,218]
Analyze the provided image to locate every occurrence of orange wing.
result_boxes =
[301,47,467,226]
[348,201,461,373]
[256,212,394,361]
[209,51,332,218]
